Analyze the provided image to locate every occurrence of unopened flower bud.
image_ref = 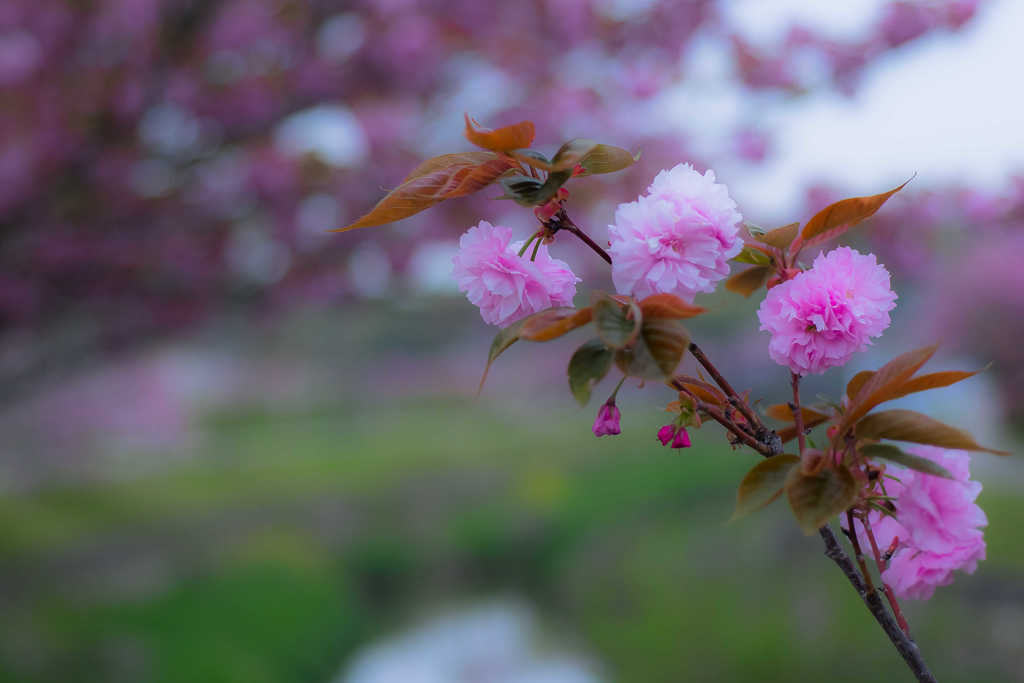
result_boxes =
[592,400,622,437]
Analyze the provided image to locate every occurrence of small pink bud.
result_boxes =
[671,427,692,448]
[657,424,677,446]
[592,401,621,437]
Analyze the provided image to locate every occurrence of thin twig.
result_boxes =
[846,510,877,594]
[819,526,936,682]
[699,401,774,456]
[689,342,772,445]
[862,513,911,634]
[556,210,612,264]
[671,379,773,457]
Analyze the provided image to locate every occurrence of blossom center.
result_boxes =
[658,235,686,252]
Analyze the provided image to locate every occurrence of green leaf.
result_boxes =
[550,138,600,171]
[577,144,639,175]
[733,455,800,520]
[860,444,954,479]
[477,318,528,394]
[855,409,1010,455]
[497,174,547,206]
[734,245,772,266]
[592,293,641,349]
[568,338,615,405]
[615,318,690,380]
[786,465,859,535]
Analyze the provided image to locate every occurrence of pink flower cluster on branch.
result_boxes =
[350,107,1012,683]
[757,247,897,375]
[452,221,579,327]
[867,446,987,600]
[608,164,744,302]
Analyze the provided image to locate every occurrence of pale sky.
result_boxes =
[716,0,1024,217]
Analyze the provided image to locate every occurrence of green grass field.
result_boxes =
[1,397,1021,682]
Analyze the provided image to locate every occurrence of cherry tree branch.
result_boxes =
[570,211,935,681]
[819,525,936,682]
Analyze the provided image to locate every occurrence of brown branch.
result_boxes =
[819,525,936,682]
[670,379,774,457]
[700,401,774,457]
[555,210,612,264]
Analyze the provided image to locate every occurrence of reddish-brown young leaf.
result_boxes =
[855,409,1010,455]
[464,114,535,152]
[786,465,859,535]
[520,307,593,342]
[848,368,979,404]
[859,444,954,479]
[765,404,830,424]
[754,222,800,249]
[891,370,980,399]
[401,151,507,182]
[837,345,937,436]
[639,293,706,319]
[846,370,875,402]
[733,454,801,520]
[336,154,519,232]
[676,378,728,408]
[725,265,772,297]
[506,149,551,171]
[791,179,911,255]
[777,413,831,443]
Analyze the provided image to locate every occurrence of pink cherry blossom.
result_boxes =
[592,400,621,437]
[608,164,744,302]
[867,446,987,600]
[452,221,579,327]
[757,247,897,375]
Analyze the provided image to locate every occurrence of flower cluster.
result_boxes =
[657,424,692,448]
[452,221,579,327]
[757,247,897,375]
[607,164,744,302]
[864,446,987,600]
